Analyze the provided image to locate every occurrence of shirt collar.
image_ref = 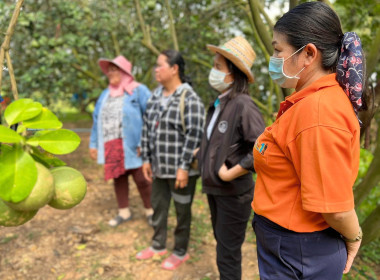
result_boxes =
[276,73,338,120]
[218,89,232,100]
[286,73,338,104]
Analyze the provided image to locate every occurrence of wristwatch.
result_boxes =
[341,227,363,243]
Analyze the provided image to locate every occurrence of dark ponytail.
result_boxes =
[161,49,192,86]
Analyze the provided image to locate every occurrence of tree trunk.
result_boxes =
[360,79,380,138]
[361,203,380,246]
[164,0,179,51]
[247,0,273,55]
[289,0,298,10]
[358,28,380,134]
[365,28,380,75]
[354,116,380,207]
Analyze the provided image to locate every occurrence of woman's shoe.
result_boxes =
[136,247,167,260]
[161,253,189,270]
[108,214,132,227]
[147,214,153,226]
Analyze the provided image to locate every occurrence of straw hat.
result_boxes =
[207,36,256,83]
[98,55,134,77]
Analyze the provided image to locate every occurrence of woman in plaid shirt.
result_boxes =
[136,50,205,270]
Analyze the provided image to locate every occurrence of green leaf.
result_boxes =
[16,124,26,134]
[0,144,13,153]
[37,129,81,155]
[23,107,62,129]
[30,146,66,168]
[4,99,42,125]
[26,136,39,147]
[0,146,38,203]
[0,125,24,143]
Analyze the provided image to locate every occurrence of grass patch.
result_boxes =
[56,111,92,123]
[27,231,41,241]
[0,234,18,244]
[245,211,256,244]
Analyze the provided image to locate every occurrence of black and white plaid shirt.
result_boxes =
[141,83,205,178]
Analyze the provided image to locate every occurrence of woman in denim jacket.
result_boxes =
[89,55,153,227]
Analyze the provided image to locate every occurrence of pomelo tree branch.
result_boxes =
[164,0,179,51]
[0,0,24,101]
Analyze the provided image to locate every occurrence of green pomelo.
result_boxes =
[0,199,38,227]
[6,162,54,211]
[49,166,87,210]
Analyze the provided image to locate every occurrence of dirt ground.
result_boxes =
[0,123,259,280]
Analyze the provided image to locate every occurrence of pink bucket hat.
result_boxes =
[98,55,134,77]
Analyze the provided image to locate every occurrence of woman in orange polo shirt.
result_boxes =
[252,2,365,280]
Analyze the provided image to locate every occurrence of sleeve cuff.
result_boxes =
[180,161,190,171]
[302,200,354,213]
[239,154,254,171]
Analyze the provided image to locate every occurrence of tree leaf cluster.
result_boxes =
[0,99,80,203]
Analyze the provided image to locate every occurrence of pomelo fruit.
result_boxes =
[6,162,54,211]
[48,166,87,210]
[0,199,38,227]
[147,0,156,10]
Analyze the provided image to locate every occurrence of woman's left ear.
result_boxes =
[303,43,318,66]
[172,64,179,76]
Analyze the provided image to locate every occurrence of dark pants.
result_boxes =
[151,176,198,256]
[114,168,152,209]
[252,214,347,280]
[207,188,253,280]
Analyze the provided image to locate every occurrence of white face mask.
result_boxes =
[208,68,233,92]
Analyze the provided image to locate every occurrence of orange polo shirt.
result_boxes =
[252,74,360,232]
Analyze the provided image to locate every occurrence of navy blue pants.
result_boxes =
[252,214,347,280]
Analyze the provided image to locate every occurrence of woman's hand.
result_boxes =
[136,147,141,157]
[193,147,199,157]
[218,164,249,182]
[321,210,361,274]
[343,240,361,274]
[142,162,153,183]
[89,148,97,161]
[175,168,189,189]
[218,164,232,181]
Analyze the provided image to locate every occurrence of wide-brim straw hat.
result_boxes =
[207,36,256,83]
[98,55,134,77]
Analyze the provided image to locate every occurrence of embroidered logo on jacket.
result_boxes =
[254,141,268,155]
[218,121,228,133]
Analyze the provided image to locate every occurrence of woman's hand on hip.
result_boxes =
[175,168,189,189]
[142,163,153,183]
[89,148,97,160]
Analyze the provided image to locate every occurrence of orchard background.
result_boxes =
[0,0,379,279]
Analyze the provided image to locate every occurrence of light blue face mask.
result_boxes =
[268,45,306,88]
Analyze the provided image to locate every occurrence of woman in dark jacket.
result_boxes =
[197,36,265,280]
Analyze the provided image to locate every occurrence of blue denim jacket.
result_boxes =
[89,84,151,169]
